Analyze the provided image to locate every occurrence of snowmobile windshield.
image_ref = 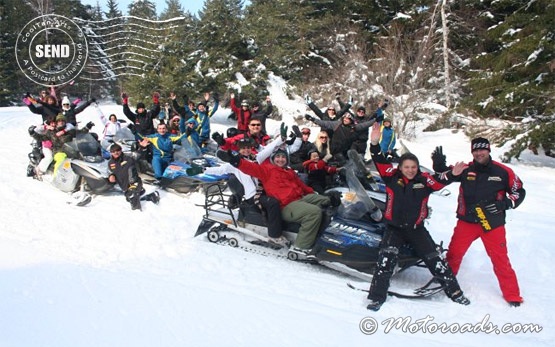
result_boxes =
[63,133,103,162]
[174,137,203,163]
[113,127,136,146]
[337,167,383,222]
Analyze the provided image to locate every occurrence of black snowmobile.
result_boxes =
[194,166,423,281]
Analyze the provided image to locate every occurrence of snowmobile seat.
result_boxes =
[226,175,303,233]
[227,175,266,226]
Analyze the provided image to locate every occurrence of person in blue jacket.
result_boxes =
[379,118,397,160]
[170,92,219,148]
[138,123,188,180]
[180,117,201,147]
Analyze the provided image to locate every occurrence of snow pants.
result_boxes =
[446,220,522,303]
[152,155,171,179]
[281,194,330,249]
[258,195,283,238]
[37,147,53,174]
[368,225,462,304]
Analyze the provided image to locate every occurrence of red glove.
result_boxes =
[121,93,128,105]
[152,92,160,104]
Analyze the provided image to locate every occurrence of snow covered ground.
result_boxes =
[1,85,554,346]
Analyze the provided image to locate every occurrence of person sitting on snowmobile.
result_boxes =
[122,92,161,136]
[138,123,188,181]
[170,92,219,149]
[302,149,340,194]
[60,95,96,127]
[29,114,94,179]
[365,123,470,311]
[217,124,341,259]
[213,118,271,154]
[24,93,61,123]
[108,143,159,211]
[205,134,288,247]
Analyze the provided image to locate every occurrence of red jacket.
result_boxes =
[230,98,252,132]
[302,159,338,174]
[238,159,314,208]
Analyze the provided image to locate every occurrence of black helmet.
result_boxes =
[226,127,239,138]
[236,137,255,149]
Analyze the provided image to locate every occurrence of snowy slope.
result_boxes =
[0,89,554,346]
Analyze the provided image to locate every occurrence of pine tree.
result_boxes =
[194,0,248,94]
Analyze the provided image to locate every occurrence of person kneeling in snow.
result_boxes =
[108,143,159,211]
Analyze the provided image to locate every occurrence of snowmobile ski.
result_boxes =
[347,277,446,299]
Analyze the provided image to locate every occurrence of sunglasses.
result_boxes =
[249,123,261,127]
[319,136,328,139]
[110,149,122,153]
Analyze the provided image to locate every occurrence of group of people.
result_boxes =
[23,87,526,310]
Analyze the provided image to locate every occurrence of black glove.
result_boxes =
[127,123,137,134]
[305,114,315,122]
[483,198,513,214]
[216,150,240,167]
[28,125,36,136]
[25,92,31,98]
[280,122,288,140]
[182,94,189,104]
[90,98,96,103]
[431,146,449,172]
[382,98,389,109]
[211,132,225,146]
[285,134,296,146]
[185,127,192,136]
[86,121,95,130]
[291,125,302,138]
[324,190,342,208]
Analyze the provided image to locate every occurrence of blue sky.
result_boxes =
[81,0,206,16]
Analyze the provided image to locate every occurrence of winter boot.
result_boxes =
[126,188,142,211]
[366,299,384,311]
[268,235,290,248]
[141,191,160,205]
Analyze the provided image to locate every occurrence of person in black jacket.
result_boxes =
[60,96,95,126]
[305,113,374,165]
[122,92,161,136]
[432,138,526,307]
[250,96,273,133]
[108,143,159,210]
[289,126,316,172]
[365,123,470,311]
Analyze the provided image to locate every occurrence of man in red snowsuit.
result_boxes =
[433,138,526,306]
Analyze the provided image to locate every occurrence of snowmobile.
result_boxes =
[27,131,113,206]
[194,166,424,281]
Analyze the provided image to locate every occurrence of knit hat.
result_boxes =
[271,148,289,165]
[357,106,366,113]
[136,102,146,109]
[61,96,70,105]
[241,100,249,107]
[471,137,491,152]
[55,114,66,122]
